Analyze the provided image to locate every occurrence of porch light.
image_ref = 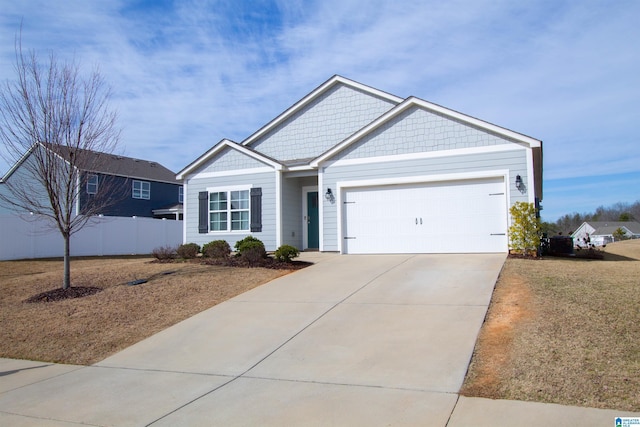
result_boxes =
[515,175,523,190]
[325,188,334,202]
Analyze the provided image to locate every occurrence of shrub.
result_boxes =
[612,227,629,241]
[508,201,541,256]
[274,244,300,263]
[202,240,231,259]
[234,236,265,254]
[176,243,200,259]
[152,245,176,262]
[234,236,266,265]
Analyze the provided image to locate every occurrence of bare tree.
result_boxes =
[0,37,122,290]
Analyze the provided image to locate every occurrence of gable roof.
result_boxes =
[580,221,640,235]
[311,96,541,167]
[241,75,403,149]
[180,75,543,199]
[309,95,543,198]
[176,138,282,179]
[1,143,178,184]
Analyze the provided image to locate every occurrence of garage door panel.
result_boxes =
[342,177,507,254]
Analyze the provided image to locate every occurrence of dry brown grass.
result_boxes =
[462,239,640,411]
[0,257,294,365]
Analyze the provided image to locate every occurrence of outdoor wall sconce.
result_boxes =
[325,188,334,202]
[515,174,523,190]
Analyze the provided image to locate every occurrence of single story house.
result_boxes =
[177,75,542,254]
[0,143,183,219]
[572,221,640,246]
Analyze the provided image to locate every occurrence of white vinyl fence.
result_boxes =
[0,214,182,260]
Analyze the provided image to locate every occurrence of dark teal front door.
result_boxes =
[307,191,319,249]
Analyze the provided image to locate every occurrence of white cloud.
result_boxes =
[1,0,639,219]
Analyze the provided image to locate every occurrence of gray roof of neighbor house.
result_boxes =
[586,221,640,235]
[48,144,179,184]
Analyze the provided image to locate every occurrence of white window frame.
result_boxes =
[132,180,151,200]
[86,174,98,195]
[178,186,184,203]
[206,185,251,232]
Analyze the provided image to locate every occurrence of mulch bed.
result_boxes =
[24,286,103,303]
[152,255,313,270]
[25,257,311,303]
[200,257,312,270]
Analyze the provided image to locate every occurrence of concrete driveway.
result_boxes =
[1,253,505,426]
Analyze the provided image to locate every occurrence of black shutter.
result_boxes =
[250,187,262,232]
[198,191,208,234]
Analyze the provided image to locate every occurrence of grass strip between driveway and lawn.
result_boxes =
[461,239,640,412]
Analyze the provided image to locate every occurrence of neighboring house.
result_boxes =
[177,75,543,254]
[0,143,182,219]
[572,221,640,246]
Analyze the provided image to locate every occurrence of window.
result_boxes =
[178,186,184,203]
[209,191,227,231]
[86,174,98,195]
[209,189,250,231]
[230,190,250,230]
[132,180,150,200]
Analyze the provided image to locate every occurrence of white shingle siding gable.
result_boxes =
[334,106,512,161]
[249,84,396,161]
[199,146,269,173]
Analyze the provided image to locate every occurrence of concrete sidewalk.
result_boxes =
[0,253,638,426]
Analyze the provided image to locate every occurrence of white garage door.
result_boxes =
[342,177,507,254]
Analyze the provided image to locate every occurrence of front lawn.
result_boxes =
[462,240,640,412]
[0,257,295,365]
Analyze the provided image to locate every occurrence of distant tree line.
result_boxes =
[542,200,640,236]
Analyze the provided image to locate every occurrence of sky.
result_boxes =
[0,0,638,222]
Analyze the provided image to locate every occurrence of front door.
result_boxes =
[306,191,319,249]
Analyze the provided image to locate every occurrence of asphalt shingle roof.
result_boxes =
[587,221,640,235]
[48,145,178,183]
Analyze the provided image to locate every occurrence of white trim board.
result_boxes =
[188,167,273,180]
[323,144,525,168]
[336,170,510,190]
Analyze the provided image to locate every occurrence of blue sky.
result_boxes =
[1,0,638,221]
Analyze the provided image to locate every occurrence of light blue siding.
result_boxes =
[281,175,317,249]
[199,146,270,173]
[336,105,511,161]
[249,84,396,161]
[185,171,277,250]
[0,155,55,215]
[321,150,529,251]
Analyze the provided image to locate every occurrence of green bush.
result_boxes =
[176,243,200,259]
[508,201,541,256]
[234,236,265,254]
[202,240,231,259]
[234,236,266,265]
[274,244,300,262]
[152,245,176,262]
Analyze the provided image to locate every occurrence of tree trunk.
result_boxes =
[63,233,71,289]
